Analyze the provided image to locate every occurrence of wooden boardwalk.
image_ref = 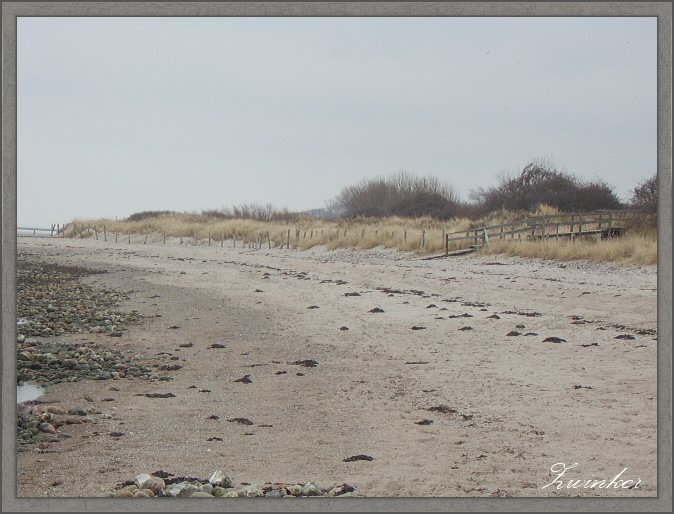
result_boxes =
[443,210,639,255]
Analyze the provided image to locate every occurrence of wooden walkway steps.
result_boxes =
[441,209,641,256]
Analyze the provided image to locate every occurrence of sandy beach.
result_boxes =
[16,236,658,497]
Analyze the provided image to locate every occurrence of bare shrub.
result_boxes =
[126,210,175,222]
[630,175,657,214]
[334,170,465,219]
[470,160,623,215]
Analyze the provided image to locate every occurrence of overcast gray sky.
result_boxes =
[18,16,656,227]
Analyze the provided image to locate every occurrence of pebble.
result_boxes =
[106,471,359,498]
[209,470,233,488]
[242,484,263,497]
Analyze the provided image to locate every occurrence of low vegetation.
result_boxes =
[63,162,657,265]
[480,234,657,265]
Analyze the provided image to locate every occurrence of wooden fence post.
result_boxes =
[163,231,166,244]
[267,231,271,249]
[208,233,211,246]
[445,233,449,256]
[221,231,224,247]
[128,233,131,244]
[144,234,148,245]
[104,225,107,242]
[94,226,98,240]
[115,233,118,243]
[421,230,426,249]
[287,229,291,249]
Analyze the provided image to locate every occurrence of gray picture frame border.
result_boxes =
[1,2,671,512]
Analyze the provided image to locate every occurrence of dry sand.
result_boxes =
[16,236,658,497]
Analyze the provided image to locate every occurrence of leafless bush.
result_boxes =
[126,210,175,222]
[470,160,623,215]
[630,175,657,214]
[333,170,465,219]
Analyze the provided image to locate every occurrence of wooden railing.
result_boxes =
[444,210,641,255]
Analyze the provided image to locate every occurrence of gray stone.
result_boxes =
[301,482,322,496]
[208,470,233,488]
[166,481,199,497]
[134,473,152,489]
[242,484,263,497]
[285,484,302,496]
[189,491,214,497]
[144,477,165,495]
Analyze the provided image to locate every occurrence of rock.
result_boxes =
[301,482,322,496]
[242,484,263,497]
[114,489,134,498]
[189,491,214,497]
[133,490,151,498]
[285,484,303,496]
[265,489,282,497]
[144,477,165,495]
[208,470,233,488]
[166,482,199,497]
[134,473,153,489]
[220,490,239,498]
[38,423,56,434]
[199,483,214,494]
[140,489,155,497]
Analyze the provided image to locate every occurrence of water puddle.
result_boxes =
[17,383,44,404]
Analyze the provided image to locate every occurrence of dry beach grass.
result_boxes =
[66,205,657,264]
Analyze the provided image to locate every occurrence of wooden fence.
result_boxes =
[443,210,639,255]
[42,210,643,253]
[17,223,70,237]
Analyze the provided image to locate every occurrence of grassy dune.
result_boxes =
[66,205,657,264]
[66,214,474,254]
[480,235,657,265]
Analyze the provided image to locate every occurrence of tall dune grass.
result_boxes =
[65,213,475,254]
[65,206,657,264]
[479,234,657,265]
